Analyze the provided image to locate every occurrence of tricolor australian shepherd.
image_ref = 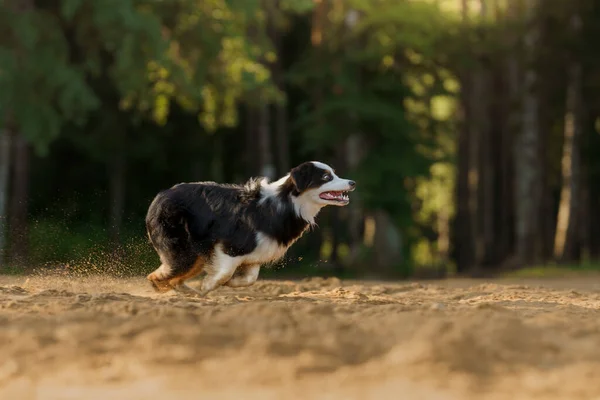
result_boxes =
[145,161,356,296]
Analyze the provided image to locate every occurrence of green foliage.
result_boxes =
[278,0,315,14]
[145,0,279,130]
[352,0,457,54]
[502,263,600,279]
[0,7,99,155]
[0,0,278,154]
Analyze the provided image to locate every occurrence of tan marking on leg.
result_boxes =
[168,256,206,288]
[147,265,174,293]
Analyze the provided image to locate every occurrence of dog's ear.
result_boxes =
[290,163,313,193]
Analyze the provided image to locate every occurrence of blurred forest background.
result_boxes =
[1,0,599,279]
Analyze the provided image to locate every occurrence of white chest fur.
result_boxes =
[242,232,290,266]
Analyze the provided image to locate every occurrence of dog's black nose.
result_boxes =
[348,180,356,188]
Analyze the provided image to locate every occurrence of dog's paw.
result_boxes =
[173,283,204,297]
[147,277,173,293]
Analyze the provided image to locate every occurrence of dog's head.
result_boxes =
[289,161,356,207]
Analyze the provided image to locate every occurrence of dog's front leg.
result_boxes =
[224,264,260,288]
[198,250,240,296]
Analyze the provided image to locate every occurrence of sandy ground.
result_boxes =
[1,274,600,400]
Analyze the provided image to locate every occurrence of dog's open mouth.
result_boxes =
[319,191,350,203]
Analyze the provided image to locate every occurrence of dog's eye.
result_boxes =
[323,173,332,181]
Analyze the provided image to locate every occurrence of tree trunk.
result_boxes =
[454,107,474,273]
[585,101,600,259]
[245,105,258,175]
[491,59,513,266]
[0,124,12,267]
[579,162,590,261]
[500,0,521,269]
[109,150,126,245]
[4,0,35,268]
[454,0,475,274]
[468,75,482,268]
[267,0,290,175]
[437,206,451,264]
[257,103,275,179]
[311,0,327,47]
[476,0,495,268]
[372,210,402,277]
[344,134,366,264]
[465,5,480,267]
[578,86,591,262]
[273,102,289,175]
[514,0,541,266]
[210,132,225,183]
[8,134,31,266]
[553,13,583,262]
[538,105,553,261]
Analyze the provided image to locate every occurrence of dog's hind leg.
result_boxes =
[147,264,175,293]
[168,256,206,296]
[147,251,205,295]
[224,264,260,288]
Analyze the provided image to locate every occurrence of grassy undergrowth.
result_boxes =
[4,219,600,280]
[3,219,407,280]
[501,263,600,279]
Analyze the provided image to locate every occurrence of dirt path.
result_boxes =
[1,274,600,400]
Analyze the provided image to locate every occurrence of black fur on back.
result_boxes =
[145,176,310,265]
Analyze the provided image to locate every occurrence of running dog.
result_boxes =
[145,161,356,296]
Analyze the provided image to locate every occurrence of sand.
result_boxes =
[1,273,600,400]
